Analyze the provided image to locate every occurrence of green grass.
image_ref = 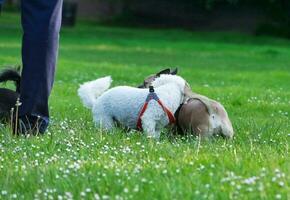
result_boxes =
[0,13,289,200]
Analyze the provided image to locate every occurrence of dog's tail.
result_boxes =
[78,76,112,109]
[0,68,21,92]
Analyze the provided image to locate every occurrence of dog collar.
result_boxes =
[137,87,176,130]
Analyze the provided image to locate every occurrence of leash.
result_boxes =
[137,86,175,130]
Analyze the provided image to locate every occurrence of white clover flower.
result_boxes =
[243,176,258,185]
[102,195,110,200]
[133,185,139,192]
[65,192,73,198]
[94,193,100,200]
[159,157,165,162]
[124,188,129,193]
[278,181,284,187]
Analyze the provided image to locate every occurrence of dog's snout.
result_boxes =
[212,125,233,139]
[220,129,234,139]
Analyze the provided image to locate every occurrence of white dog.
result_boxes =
[78,74,187,139]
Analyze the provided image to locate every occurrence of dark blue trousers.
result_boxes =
[19,0,63,132]
[0,0,3,12]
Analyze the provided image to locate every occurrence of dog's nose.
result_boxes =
[220,131,234,139]
[213,126,233,139]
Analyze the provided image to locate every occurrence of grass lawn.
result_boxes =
[0,13,289,200]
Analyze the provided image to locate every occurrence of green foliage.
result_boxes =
[0,13,289,199]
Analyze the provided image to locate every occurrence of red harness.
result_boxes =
[137,88,176,130]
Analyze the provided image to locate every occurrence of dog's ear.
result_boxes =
[183,83,192,104]
[156,68,170,77]
[170,68,178,75]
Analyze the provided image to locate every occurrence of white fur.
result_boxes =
[78,76,112,109]
[78,74,186,139]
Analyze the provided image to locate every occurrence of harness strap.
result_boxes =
[137,90,175,130]
[136,102,149,130]
[156,99,176,124]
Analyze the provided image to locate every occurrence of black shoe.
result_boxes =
[13,116,48,135]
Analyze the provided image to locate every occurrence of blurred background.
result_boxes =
[1,0,290,38]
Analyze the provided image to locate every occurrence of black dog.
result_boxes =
[0,68,21,122]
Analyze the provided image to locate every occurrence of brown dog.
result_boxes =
[138,68,234,138]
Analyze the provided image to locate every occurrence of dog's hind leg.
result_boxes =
[94,115,114,131]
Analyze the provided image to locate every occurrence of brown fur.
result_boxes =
[178,98,210,135]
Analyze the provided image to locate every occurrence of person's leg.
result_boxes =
[0,0,4,12]
[19,0,63,134]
